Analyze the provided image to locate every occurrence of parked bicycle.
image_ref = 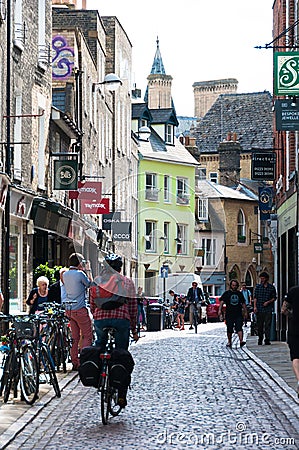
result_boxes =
[0,315,39,405]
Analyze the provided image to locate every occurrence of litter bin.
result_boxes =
[147,303,164,331]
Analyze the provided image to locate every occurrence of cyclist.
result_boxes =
[90,253,138,407]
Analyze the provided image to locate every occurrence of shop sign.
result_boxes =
[274,52,299,95]
[69,181,102,200]
[275,99,299,131]
[252,152,276,181]
[258,187,274,220]
[102,212,121,230]
[10,190,34,219]
[54,160,78,190]
[254,243,263,253]
[111,222,132,241]
[80,198,109,215]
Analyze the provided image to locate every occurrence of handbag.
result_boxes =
[281,299,293,318]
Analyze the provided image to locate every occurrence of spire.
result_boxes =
[150,36,166,75]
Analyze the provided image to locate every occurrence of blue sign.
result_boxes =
[160,265,169,278]
[258,187,274,220]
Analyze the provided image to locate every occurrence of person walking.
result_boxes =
[90,253,138,407]
[240,282,252,327]
[137,286,146,330]
[187,281,204,329]
[62,253,93,371]
[177,294,186,330]
[282,286,299,398]
[253,272,277,345]
[218,279,247,348]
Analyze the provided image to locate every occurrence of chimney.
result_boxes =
[218,133,241,187]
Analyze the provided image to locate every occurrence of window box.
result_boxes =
[145,189,159,201]
[177,194,190,205]
[238,235,246,243]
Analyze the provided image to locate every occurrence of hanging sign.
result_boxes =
[274,52,299,95]
[54,160,78,190]
[251,152,276,181]
[112,222,132,241]
[80,198,109,215]
[69,181,102,199]
[102,212,121,230]
[275,99,299,131]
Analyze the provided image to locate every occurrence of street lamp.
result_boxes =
[138,126,151,141]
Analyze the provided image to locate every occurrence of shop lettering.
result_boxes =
[113,233,130,239]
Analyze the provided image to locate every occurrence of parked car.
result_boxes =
[207,296,226,321]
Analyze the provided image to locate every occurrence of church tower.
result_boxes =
[145,38,173,110]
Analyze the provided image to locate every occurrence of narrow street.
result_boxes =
[2,323,299,450]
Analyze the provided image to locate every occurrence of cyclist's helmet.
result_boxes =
[180,293,185,298]
[104,253,123,271]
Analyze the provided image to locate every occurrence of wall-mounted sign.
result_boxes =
[254,243,263,253]
[252,152,276,181]
[102,212,121,230]
[54,160,78,190]
[80,198,109,215]
[258,187,274,221]
[275,99,299,131]
[112,222,132,241]
[274,51,299,95]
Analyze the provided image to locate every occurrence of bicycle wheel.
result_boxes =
[109,387,122,417]
[52,330,67,373]
[20,345,39,405]
[100,370,111,425]
[40,344,61,397]
[1,350,14,402]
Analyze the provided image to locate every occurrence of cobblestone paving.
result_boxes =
[4,324,299,450]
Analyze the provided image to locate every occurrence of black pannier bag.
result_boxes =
[108,348,135,389]
[79,346,102,388]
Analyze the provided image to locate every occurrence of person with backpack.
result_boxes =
[89,253,138,407]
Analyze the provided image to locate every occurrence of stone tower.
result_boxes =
[218,133,241,187]
[145,38,173,109]
[193,78,238,118]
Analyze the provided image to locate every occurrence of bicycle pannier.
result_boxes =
[79,346,102,388]
[108,348,135,389]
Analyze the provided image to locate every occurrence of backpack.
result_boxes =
[92,274,127,310]
[78,346,102,387]
[108,348,135,389]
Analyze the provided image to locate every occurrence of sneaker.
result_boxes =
[240,341,246,347]
[258,340,263,345]
[226,343,232,348]
[189,326,194,330]
[117,397,127,408]
[264,340,271,345]
[72,365,79,371]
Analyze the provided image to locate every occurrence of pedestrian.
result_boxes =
[253,272,277,345]
[48,267,68,304]
[26,276,50,314]
[137,286,146,330]
[90,253,138,408]
[282,286,299,398]
[240,282,252,327]
[62,253,93,371]
[177,294,186,330]
[218,279,247,348]
[187,281,204,329]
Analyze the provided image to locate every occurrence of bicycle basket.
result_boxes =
[14,320,37,339]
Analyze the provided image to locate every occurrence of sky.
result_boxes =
[86,0,274,117]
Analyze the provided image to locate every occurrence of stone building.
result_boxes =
[193,78,238,118]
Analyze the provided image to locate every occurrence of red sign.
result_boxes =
[69,181,102,200]
[80,198,110,215]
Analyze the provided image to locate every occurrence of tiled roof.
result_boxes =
[150,108,179,126]
[193,91,273,153]
[196,180,257,201]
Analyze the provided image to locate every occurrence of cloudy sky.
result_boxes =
[87,0,274,116]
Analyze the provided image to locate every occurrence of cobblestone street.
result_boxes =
[2,323,299,450]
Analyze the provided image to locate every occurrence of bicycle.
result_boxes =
[98,327,123,425]
[191,303,200,333]
[30,315,61,398]
[0,315,39,405]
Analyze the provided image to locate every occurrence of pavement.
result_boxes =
[0,322,298,449]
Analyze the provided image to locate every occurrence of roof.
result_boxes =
[150,37,166,75]
[138,128,199,166]
[193,91,273,153]
[150,108,179,127]
[131,103,153,122]
[196,180,257,201]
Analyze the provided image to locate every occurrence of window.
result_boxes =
[176,224,187,254]
[145,173,158,201]
[165,124,173,144]
[163,222,169,253]
[38,0,47,66]
[237,209,246,242]
[13,94,22,180]
[145,221,156,252]
[198,167,206,180]
[37,95,46,190]
[176,178,189,204]
[164,175,170,202]
[198,198,208,221]
[52,89,66,112]
[202,238,216,266]
[14,0,24,50]
[209,172,218,183]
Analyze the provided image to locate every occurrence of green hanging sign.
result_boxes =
[274,52,299,95]
[54,160,78,190]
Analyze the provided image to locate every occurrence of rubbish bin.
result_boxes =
[147,303,164,331]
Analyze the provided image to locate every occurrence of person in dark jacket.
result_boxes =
[253,272,277,345]
[187,282,204,329]
[48,267,68,304]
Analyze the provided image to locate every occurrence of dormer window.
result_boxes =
[165,124,174,144]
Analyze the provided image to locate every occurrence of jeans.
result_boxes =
[93,318,130,350]
[257,311,272,342]
[66,307,93,367]
[137,304,146,326]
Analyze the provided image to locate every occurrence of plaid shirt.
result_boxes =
[89,275,137,331]
[254,282,276,312]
